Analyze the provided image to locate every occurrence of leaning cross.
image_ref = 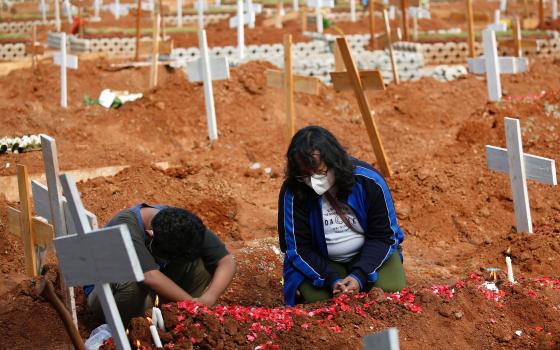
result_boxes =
[329,37,391,177]
[266,34,321,141]
[7,164,54,277]
[53,33,78,108]
[55,174,144,350]
[186,30,230,141]
[468,29,528,102]
[486,117,557,233]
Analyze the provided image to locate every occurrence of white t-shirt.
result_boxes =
[322,196,365,262]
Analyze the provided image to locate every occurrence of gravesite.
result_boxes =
[1,0,560,347]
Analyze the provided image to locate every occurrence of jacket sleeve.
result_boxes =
[278,184,342,289]
[350,175,403,289]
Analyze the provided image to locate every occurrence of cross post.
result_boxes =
[186,30,230,141]
[54,33,78,108]
[56,174,144,350]
[363,328,400,350]
[467,29,529,102]
[383,9,400,84]
[485,117,557,233]
[330,37,391,177]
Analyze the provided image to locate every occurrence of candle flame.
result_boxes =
[147,316,152,323]
[506,247,511,254]
[136,340,141,348]
[155,295,159,307]
[126,328,129,336]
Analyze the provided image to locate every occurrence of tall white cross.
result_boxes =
[553,0,558,20]
[186,30,230,141]
[499,0,507,12]
[39,0,48,22]
[308,0,334,33]
[350,0,356,22]
[486,117,557,233]
[177,0,183,27]
[245,0,262,28]
[55,174,144,350]
[54,33,78,108]
[468,29,528,102]
[195,0,207,30]
[54,0,62,31]
[487,10,507,32]
[235,0,245,60]
[63,0,73,23]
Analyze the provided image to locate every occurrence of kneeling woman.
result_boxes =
[278,126,406,305]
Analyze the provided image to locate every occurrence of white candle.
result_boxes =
[506,256,515,283]
[151,308,158,326]
[156,308,164,330]
[149,324,163,348]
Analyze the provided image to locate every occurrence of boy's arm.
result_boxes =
[143,269,194,302]
[195,254,236,306]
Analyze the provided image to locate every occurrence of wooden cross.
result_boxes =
[55,174,144,350]
[7,165,54,277]
[383,9,400,85]
[467,29,529,102]
[186,30,230,141]
[26,25,45,69]
[263,3,298,27]
[54,33,78,108]
[500,17,537,57]
[329,37,391,177]
[363,328,400,350]
[465,0,475,58]
[485,117,557,233]
[266,34,321,141]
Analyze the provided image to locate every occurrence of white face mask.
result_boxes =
[304,169,335,195]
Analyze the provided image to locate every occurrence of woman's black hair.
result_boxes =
[285,126,355,200]
[151,207,206,262]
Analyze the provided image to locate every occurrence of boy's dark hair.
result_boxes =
[285,126,355,201]
[151,207,206,262]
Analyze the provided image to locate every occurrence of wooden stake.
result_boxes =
[17,165,37,277]
[335,37,391,177]
[149,13,161,89]
[538,0,544,28]
[466,0,475,57]
[401,0,409,41]
[159,0,166,39]
[284,34,295,141]
[513,16,522,57]
[31,25,37,69]
[135,0,142,61]
[333,40,345,71]
[368,0,376,48]
[383,10,400,85]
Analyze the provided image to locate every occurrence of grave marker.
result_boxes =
[55,174,144,350]
[308,0,334,33]
[350,0,356,22]
[266,35,321,141]
[500,0,507,12]
[177,0,183,27]
[383,9,400,84]
[467,29,528,102]
[53,33,78,108]
[408,6,430,40]
[186,30,230,140]
[487,10,507,32]
[485,117,557,233]
[401,0,409,41]
[235,0,245,59]
[330,37,391,177]
[195,0,207,30]
[55,0,62,31]
[466,0,475,57]
[26,25,45,69]
[39,0,48,22]
[150,12,161,89]
[553,0,558,20]
[363,328,400,350]
[63,0,73,23]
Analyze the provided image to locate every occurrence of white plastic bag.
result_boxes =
[85,324,112,350]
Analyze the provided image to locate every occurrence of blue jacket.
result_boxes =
[278,160,405,306]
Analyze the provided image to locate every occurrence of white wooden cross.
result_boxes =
[486,117,557,233]
[54,33,78,108]
[92,0,102,20]
[363,328,400,350]
[467,29,528,102]
[500,0,507,13]
[553,0,558,20]
[39,0,48,22]
[63,0,73,23]
[110,0,129,18]
[487,10,507,32]
[54,0,62,31]
[177,0,183,27]
[307,0,334,33]
[55,174,144,350]
[186,30,230,141]
[350,0,356,22]
[233,0,245,60]
[194,0,208,30]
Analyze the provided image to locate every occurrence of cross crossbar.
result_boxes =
[266,69,320,95]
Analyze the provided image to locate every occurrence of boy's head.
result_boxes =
[150,207,206,262]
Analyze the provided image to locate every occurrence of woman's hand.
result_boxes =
[333,276,360,295]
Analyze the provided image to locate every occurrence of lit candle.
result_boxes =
[147,317,163,348]
[152,295,165,330]
[136,339,141,350]
[506,256,515,283]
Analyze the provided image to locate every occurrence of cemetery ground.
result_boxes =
[1,53,560,349]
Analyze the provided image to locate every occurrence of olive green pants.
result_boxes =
[298,251,406,304]
[87,257,212,325]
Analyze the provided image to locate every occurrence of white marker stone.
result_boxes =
[486,117,557,233]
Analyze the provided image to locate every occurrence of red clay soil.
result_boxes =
[0,48,560,349]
